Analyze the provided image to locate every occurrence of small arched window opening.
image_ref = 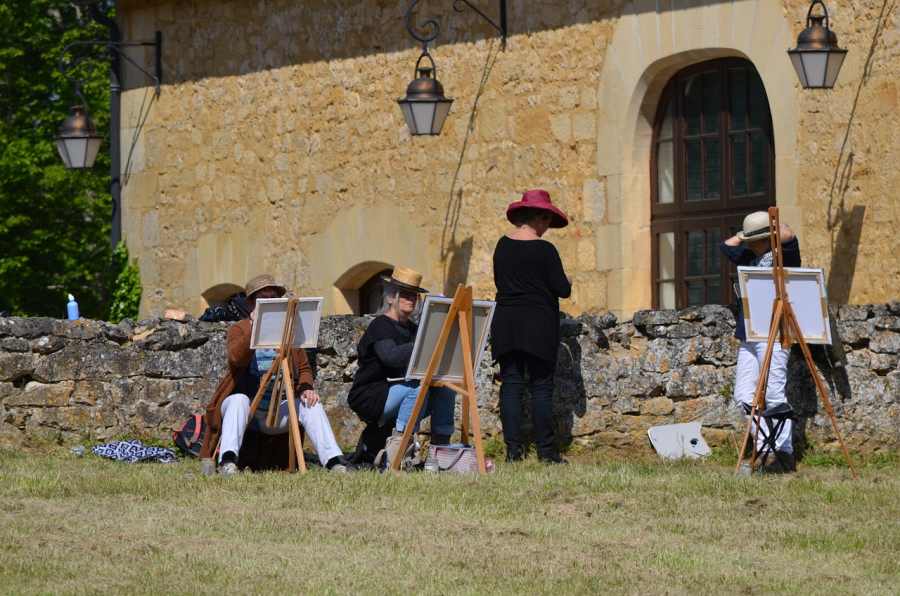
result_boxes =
[202,283,244,308]
[359,269,392,315]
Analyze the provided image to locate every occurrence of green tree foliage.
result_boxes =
[0,1,113,318]
[106,239,140,323]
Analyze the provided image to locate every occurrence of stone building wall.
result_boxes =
[2,305,898,455]
[113,0,900,321]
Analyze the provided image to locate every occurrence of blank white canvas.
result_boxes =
[249,298,323,349]
[405,296,496,383]
[737,267,831,345]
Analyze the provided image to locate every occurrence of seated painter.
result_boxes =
[198,274,350,475]
[347,266,456,469]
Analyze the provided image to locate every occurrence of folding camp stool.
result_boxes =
[753,402,795,474]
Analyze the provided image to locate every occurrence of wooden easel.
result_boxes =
[735,207,856,478]
[391,284,487,472]
[244,296,307,473]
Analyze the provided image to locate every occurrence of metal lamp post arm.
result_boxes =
[406,0,441,50]
[452,0,507,45]
[58,32,163,95]
[406,0,507,47]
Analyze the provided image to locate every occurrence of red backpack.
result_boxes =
[173,414,206,458]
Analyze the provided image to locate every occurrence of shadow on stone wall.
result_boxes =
[826,203,865,305]
[135,0,719,86]
[439,46,500,292]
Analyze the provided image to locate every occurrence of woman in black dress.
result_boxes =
[492,189,572,464]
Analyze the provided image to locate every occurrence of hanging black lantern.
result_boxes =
[787,0,847,89]
[55,105,104,170]
[397,51,454,136]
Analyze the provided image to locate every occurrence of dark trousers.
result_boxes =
[498,350,556,458]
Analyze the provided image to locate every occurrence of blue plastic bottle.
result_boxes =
[67,294,80,321]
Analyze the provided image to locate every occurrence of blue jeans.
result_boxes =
[381,381,456,435]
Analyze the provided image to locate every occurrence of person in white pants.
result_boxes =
[198,274,349,475]
[733,342,792,455]
[219,392,344,472]
[720,212,801,473]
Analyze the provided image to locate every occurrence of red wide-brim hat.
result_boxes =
[506,189,569,228]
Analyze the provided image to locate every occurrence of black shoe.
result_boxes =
[761,451,796,474]
[540,453,569,465]
[505,450,524,462]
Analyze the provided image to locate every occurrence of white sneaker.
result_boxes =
[328,464,348,473]
[220,462,239,477]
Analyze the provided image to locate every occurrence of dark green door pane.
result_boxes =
[731,135,748,197]
[702,72,719,134]
[749,71,766,129]
[687,231,703,276]
[686,140,703,200]
[687,280,703,306]
[730,69,747,132]
[705,139,721,199]
[684,76,701,136]
[707,279,721,304]
[706,228,722,272]
[750,133,766,195]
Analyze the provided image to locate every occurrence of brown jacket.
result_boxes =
[198,317,314,459]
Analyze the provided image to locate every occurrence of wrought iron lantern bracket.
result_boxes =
[58,31,163,96]
[405,0,507,51]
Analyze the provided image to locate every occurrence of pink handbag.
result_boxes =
[427,443,478,473]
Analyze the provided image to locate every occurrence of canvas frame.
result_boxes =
[404,296,496,382]
[737,266,831,345]
[249,297,323,349]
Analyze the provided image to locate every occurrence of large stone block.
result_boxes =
[0,353,35,383]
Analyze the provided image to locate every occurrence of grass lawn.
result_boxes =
[0,445,898,595]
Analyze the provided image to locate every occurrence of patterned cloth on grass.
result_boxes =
[91,440,180,464]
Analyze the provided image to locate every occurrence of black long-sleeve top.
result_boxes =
[491,236,572,363]
[347,315,416,422]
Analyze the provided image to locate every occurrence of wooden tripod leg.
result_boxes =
[267,356,284,427]
[392,382,430,471]
[460,392,470,444]
[282,358,306,473]
[784,303,857,478]
[735,300,783,476]
[289,423,297,471]
[247,353,281,425]
[458,288,485,472]
[269,298,300,427]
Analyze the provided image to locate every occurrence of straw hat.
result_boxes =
[736,211,772,242]
[244,274,286,299]
[506,189,569,228]
[380,266,429,294]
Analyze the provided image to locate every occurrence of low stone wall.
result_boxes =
[1,304,898,454]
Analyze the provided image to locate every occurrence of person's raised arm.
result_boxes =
[724,234,742,247]
[779,222,795,243]
[226,321,254,368]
